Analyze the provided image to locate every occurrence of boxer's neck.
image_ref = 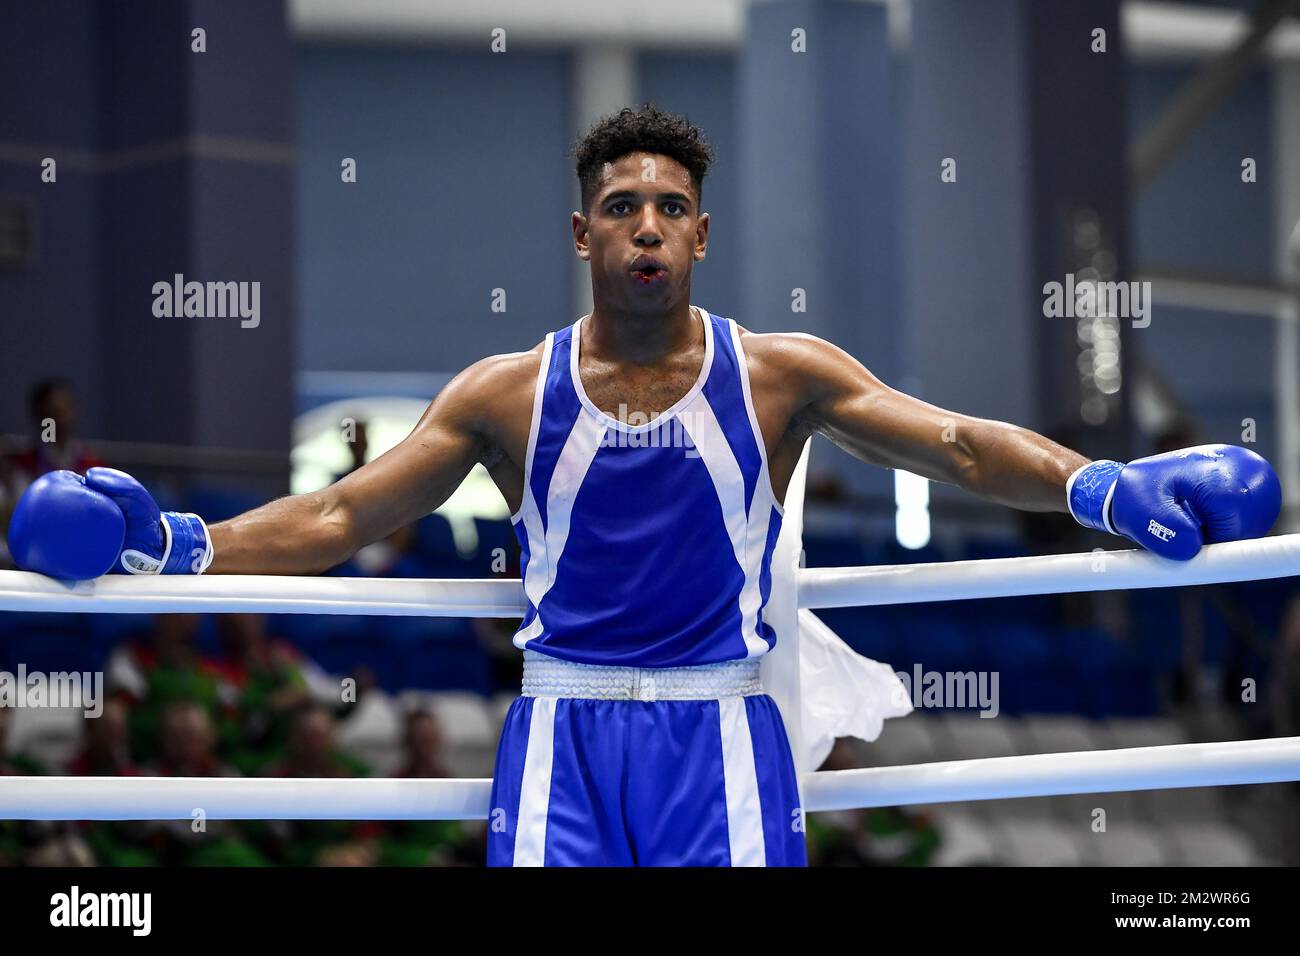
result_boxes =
[584,301,698,366]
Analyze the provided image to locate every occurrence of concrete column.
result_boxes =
[904,0,1129,522]
[0,0,296,500]
[98,0,295,498]
[571,46,636,320]
[738,0,900,495]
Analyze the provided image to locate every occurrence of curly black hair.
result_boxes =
[574,104,714,214]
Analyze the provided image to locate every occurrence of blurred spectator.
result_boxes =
[67,698,138,776]
[66,699,157,865]
[0,704,41,776]
[334,419,369,483]
[258,704,378,866]
[213,614,335,774]
[2,377,105,492]
[805,740,940,867]
[150,700,231,778]
[142,701,266,866]
[1153,420,1200,456]
[18,831,96,867]
[396,709,450,778]
[378,709,479,866]
[266,704,369,779]
[107,614,237,763]
[0,707,24,865]
[805,470,847,504]
[0,705,95,866]
[1,378,106,564]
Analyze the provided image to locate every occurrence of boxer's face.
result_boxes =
[576,151,709,315]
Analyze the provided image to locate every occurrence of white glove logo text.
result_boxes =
[1146,519,1176,542]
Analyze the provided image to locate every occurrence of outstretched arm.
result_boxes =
[767,332,1279,560]
[209,352,525,574]
[781,333,1086,512]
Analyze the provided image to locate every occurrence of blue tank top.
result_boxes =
[510,307,785,667]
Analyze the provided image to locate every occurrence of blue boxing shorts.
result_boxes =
[487,651,807,866]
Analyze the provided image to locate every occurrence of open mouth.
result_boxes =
[630,257,668,284]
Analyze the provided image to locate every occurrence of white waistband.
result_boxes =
[521,649,763,701]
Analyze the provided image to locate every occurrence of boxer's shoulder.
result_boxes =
[734,326,838,365]
[444,342,545,411]
[436,342,547,461]
[468,340,546,388]
[732,328,851,401]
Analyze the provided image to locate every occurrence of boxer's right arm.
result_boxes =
[208,354,516,575]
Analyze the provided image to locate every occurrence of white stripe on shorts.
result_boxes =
[718,697,766,867]
[512,697,558,867]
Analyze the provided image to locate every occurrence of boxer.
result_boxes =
[10,105,1281,866]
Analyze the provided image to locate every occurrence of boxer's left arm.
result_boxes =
[765,332,1086,512]
[764,332,1281,559]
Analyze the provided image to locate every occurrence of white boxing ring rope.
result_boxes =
[0,736,1298,820]
[2,532,1298,618]
[0,531,1298,820]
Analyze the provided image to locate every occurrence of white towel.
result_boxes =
[794,607,912,771]
[759,439,911,774]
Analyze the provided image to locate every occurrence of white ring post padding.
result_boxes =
[1,532,1298,616]
[0,737,1298,819]
[798,531,1300,609]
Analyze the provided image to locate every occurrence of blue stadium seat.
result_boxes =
[378,616,491,694]
[814,606,897,662]
[960,536,1032,562]
[1062,627,1161,718]
[414,513,459,562]
[966,621,1076,715]
[1228,578,1292,635]
[875,538,948,566]
[0,611,35,642]
[186,487,268,523]
[88,612,154,649]
[298,619,394,689]
[0,614,105,674]
[381,553,443,579]
[1126,588,1183,670]
[802,532,870,569]
[886,610,977,673]
[953,593,1061,629]
[147,614,219,658]
[474,517,519,573]
[413,513,475,577]
[1201,593,1233,669]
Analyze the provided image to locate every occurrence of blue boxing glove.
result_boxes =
[8,470,127,580]
[1068,444,1281,561]
[82,468,214,575]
